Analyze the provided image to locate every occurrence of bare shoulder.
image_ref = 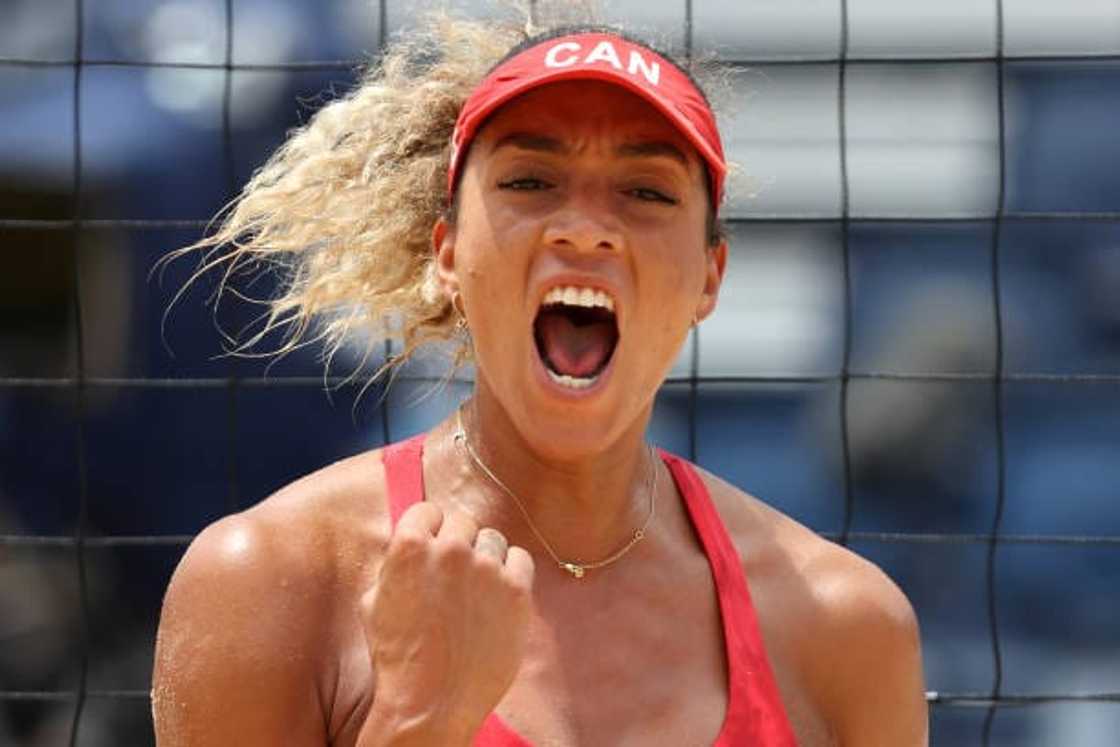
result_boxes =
[162,446,392,624]
[152,448,391,746]
[695,467,928,746]
[691,465,917,639]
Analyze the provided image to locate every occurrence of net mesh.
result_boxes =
[1,0,1119,745]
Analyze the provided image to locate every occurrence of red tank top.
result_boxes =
[382,433,798,746]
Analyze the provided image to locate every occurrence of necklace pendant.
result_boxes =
[561,562,586,579]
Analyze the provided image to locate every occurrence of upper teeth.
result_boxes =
[542,286,615,312]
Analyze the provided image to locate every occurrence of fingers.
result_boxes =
[438,509,480,548]
[473,527,509,563]
[503,545,535,591]
[395,501,444,539]
[397,504,531,586]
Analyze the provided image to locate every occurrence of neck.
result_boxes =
[444,389,658,571]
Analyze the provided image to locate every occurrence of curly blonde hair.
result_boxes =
[167,3,725,385]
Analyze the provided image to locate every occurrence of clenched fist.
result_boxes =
[358,502,535,746]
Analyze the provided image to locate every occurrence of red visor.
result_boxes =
[447,32,727,209]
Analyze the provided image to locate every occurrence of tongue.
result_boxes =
[536,308,616,378]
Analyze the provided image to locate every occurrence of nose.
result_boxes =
[541,191,624,255]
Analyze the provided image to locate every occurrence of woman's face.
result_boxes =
[436,79,726,457]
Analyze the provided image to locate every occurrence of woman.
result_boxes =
[152,13,928,747]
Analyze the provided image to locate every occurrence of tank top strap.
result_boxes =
[658,450,798,747]
[383,433,427,527]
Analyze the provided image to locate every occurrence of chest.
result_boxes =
[325,572,832,747]
[492,575,730,746]
[329,585,726,745]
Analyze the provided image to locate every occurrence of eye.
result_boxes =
[498,177,551,191]
[627,187,678,205]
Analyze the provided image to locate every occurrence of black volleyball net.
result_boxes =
[1,0,1119,745]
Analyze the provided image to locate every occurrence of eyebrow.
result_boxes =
[616,141,689,167]
[490,132,567,155]
[490,132,690,168]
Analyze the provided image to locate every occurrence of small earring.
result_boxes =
[691,312,700,328]
[452,292,468,330]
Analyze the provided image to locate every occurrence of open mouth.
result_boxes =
[532,286,620,390]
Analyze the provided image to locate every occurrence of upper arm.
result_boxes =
[809,554,928,747]
[152,513,330,746]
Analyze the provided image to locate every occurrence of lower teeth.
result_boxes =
[546,368,598,389]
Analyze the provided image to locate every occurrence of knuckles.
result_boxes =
[387,528,431,559]
[433,536,474,567]
[383,507,534,598]
[472,549,504,573]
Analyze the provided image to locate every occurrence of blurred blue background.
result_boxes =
[1,1,1118,745]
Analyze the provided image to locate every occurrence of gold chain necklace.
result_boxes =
[453,406,657,579]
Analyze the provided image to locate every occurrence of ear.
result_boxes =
[432,217,458,300]
[694,239,728,323]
